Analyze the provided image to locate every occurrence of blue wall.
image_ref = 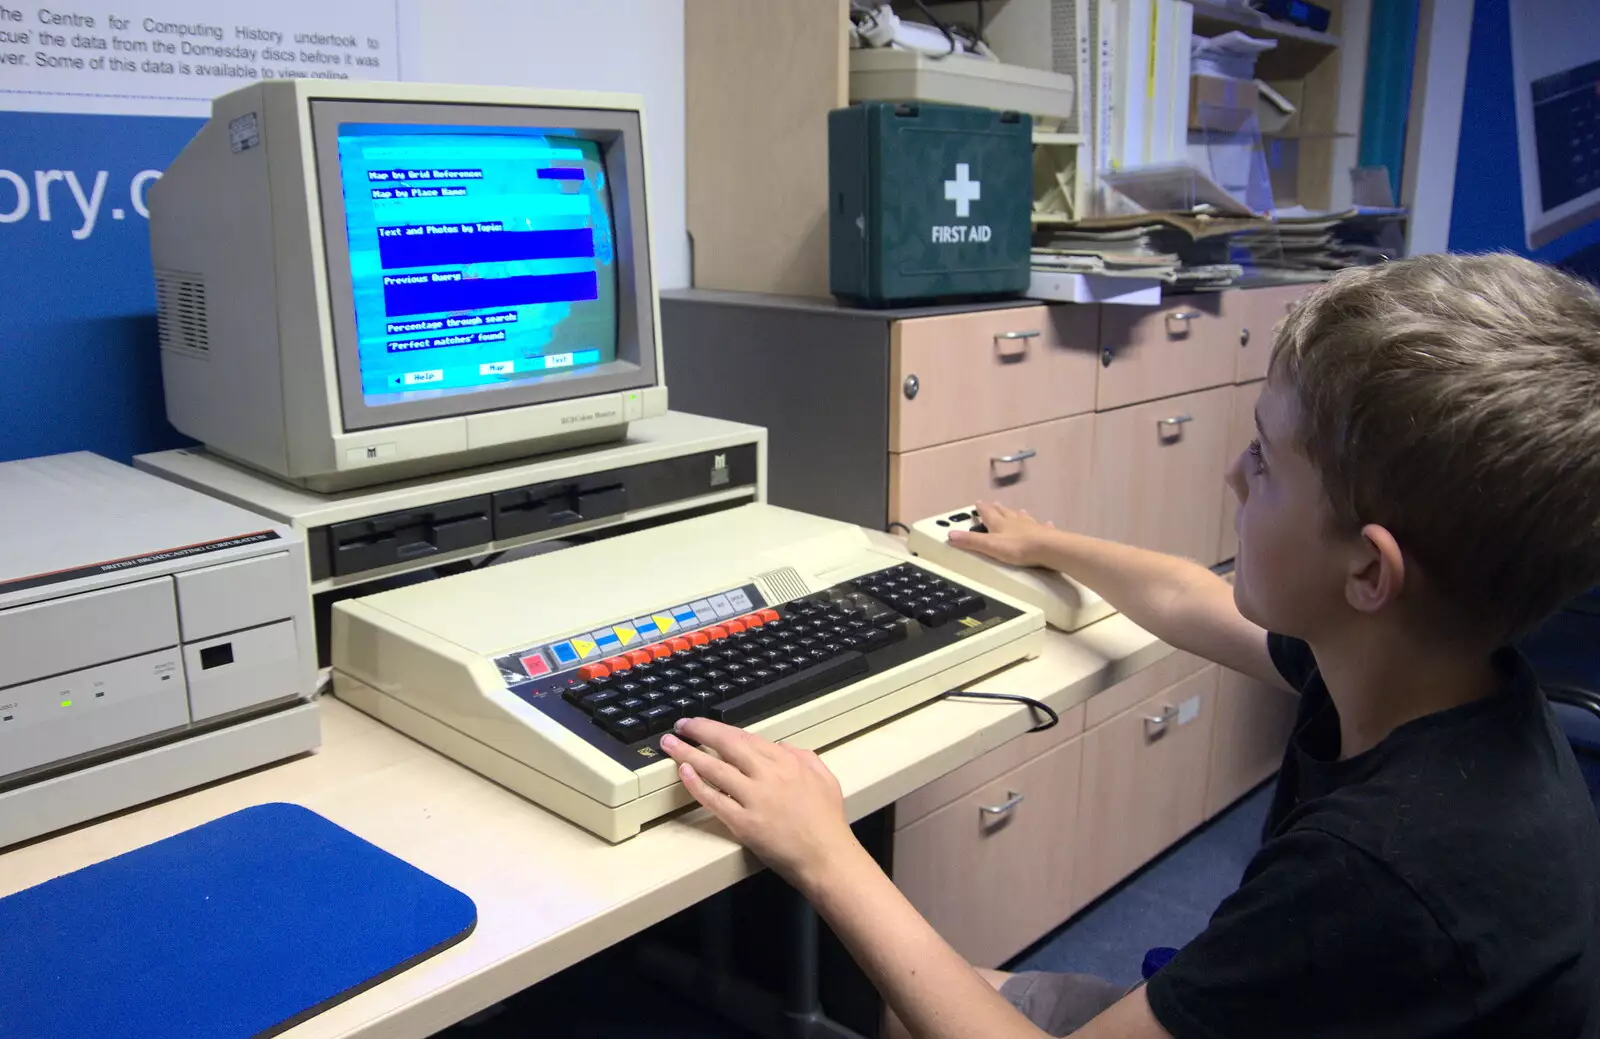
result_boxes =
[1,111,201,464]
[1447,0,1600,274]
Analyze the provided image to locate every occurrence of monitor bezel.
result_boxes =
[309,99,657,433]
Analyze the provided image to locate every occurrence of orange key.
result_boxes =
[578,662,611,681]
[758,608,780,624]
[668,637,691,653]
[648,643,672,660]
[725,618,747,634]
[706,625,730,640]
[627,649,652,667]
[741,613,765,628]
[689,631,710,647]
[604,655,632,672]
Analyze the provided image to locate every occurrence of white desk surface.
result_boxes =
[0,618,1168,1039]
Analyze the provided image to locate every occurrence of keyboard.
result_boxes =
[530,562,1004,762]
[332,504,1044,841]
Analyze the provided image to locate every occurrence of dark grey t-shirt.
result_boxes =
[1146,636,1600,1038]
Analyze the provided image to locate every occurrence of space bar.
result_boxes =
[708,652,871,725]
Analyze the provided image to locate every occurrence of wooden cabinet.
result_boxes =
[894,737,1085,968]
[1217,380,1263,563]
[662,286,1292,548]
[684,0,848,297]
[1089,386,1234,563]
[889,415,1095,531]
[1073,665,1220,908]
[686,4,1367,295]
[1204,669,1300,820]
[1229,284,1311,383]
[889,652,1293,968]
[1097,294,1234,410]
[890,306,1098,452]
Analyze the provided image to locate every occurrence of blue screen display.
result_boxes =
[334,124,618,408]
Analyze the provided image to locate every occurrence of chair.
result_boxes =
[1521,591,1600,814]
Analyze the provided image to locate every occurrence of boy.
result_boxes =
[661,253,1600,1037]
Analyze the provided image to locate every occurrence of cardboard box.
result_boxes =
[1188,75,1259,133]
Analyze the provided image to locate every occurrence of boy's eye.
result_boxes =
[1247,439,1266,475]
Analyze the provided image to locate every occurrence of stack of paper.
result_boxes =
[1190,31,1277,81]
[1033,214,1243,286]
[1328,207,1409,267]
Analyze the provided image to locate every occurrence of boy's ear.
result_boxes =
[1347,524,1406,615]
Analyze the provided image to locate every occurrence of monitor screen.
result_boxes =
[310,100,656,433]
[335,125,619,408]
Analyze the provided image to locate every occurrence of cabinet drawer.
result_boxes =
[1217,380,1262,563]
[890,305,1098,452]
[895,736,1084,967]
[1097,295,1232,410]
[897,703,1086,828]
[1204,668,1299,819]
[1089,387,1233,563]
[1073,666,1218,908]
[890,414,1094,530]
[1231,284,1313,383]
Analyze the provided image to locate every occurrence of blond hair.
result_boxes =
[1270,253,1600,641]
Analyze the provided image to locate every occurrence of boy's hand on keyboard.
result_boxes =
[948,501,1053,567]
[661,718,857,889]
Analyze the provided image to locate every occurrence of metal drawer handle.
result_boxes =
[1166,310,1201,338]
[1144,705,1179,739]
[994,329,1039,362]
[980,791,1025,817]
[991,448,1037,466]
[1157,414,1193,440]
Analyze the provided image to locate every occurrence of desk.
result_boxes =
[0,617,1167,1039]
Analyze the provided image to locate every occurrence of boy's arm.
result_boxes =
[804,843,1170,1039]
[949,503,1291,693]
[659,719,1172,1039]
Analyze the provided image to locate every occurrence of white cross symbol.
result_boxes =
[944,163,980,218]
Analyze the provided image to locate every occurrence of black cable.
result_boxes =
[941,690,1060,733]
[887,521,911,534]
[975,0,987,45]
[914,0,959,55]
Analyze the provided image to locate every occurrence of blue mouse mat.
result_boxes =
[0,802,477,1039]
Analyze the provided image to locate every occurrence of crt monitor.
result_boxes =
[149,81,668,492]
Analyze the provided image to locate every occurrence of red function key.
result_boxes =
[604,655,632,672]
[689,631,711,647]
[724,618,747,634]
[667,637,692,653]
[757,608,781,624]
[626,649,652,667]
[706,625,730,640]
[740,613,766,628]
[578,662,611,681]
[647,643,672,660]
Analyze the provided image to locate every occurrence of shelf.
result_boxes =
[1187,128,1357,140]
[1033,132,1086,146]
[1260,130,1357,140]
[1190,0,1341,79]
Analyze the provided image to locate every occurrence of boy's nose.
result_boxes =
[1224,450,1248,504]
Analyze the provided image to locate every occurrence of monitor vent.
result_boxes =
[154,269,210,358]
[755,566,811,604]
